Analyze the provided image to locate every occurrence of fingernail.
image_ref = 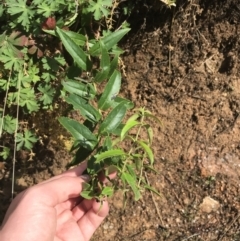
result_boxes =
[80,174,91,182]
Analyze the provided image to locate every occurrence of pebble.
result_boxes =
[199,196,220,213]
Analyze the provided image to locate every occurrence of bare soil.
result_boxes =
[1,0,240,240]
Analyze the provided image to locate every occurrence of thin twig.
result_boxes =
[144,172,164,226]
[0,71,12,137]
[181,233,200,241]
[218,213,240,241]
[12,70,21,200]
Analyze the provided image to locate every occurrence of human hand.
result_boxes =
[0,162,109,241]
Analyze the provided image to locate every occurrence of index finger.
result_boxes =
[27,176,87,206]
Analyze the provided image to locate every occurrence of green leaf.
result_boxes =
[16,130,38,150]
[121,120,140,141]
[62,80,96,99]
[0,147,10,160]
[87,156,102,175]
[100,42,110,69]
[38,84,55,106]
[102,136,112,151]
[98,70,121,110]
[6,0,34,31]
[59,117,98,150]
[43,30,86,46]
[99,102,127,134]
[131,154,142,171]
[80,190,94,199]
[81,183,94,199]
[121,172,141,201]
[95,149,126,163]
[56,27,88,70]
[137,140,154,165]
[111,97,134,110]
[101,186,114,197]
[65,94,101,122]
[110,123,125,137]
[19,88,39,112]
[141,109,162,125]
[36,2,58,17]
[68,146,93,167]
[144,184,161,196]
[94,42,110,82]
[126,164,137,181]
[1,115,17,134]
[94,67,110,83]
[0,79,8,91]
[89,28,131,56]
[128,113,140,122]
[143,124,153,144]
[0,48,24,71]
[109,53,119,77]
[87,0,112,20]
[62,31,86,46]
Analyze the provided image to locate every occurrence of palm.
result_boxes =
[0,164,109,241]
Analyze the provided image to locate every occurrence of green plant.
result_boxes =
[54,26,160,201]
[0,0,164,201]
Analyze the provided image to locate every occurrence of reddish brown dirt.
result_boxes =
[1,0,240,240]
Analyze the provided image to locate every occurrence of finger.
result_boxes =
[56,209,73,226]
[26,176,90,206]
[77,200,109,240]
[55,196,83,215]
[72,199,94,221]
[59,161,88,177]
[40,162,88,186]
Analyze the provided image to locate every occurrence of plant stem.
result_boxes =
[12,70,22,200]
[0,71,11,137]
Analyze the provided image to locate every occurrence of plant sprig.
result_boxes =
[56,27,160,202]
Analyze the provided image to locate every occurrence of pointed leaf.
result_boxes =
[89,28,130,56]
[128,113,140,122]
[121,120,140,141]
[65,94,101,122]
[111,97,134,109]
[101,186,114,197]
[143,124,153,144]
[94,67,110,83]
[137,140,154,165]
[144,185,161,196]
[95,149,126,163]
[110,123,125,137]
[68,146,93,167]
[98,70,121,110]
[109,54,119,77]
[103,136,112,151]
[100,41,110,69]
[121,172,141,201]
[62,80,96,99]
[143,164,159,174]
[63,31,86,46]
[59,117,98,150]
[43,30,86,46]
[99,102,127,134]
[80,187,95,199]
[126,164,137,181]
[143,110,162,126]
[56,27,88,70]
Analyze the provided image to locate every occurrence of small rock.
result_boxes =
[16,177,28,188]
[103,222,109,230]
[199,196,220,213]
